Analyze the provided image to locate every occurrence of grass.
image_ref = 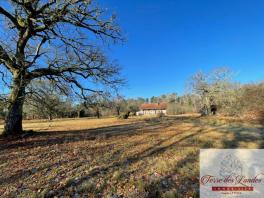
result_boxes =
[0,115,264,197]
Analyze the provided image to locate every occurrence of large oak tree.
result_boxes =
[0,0,123,136]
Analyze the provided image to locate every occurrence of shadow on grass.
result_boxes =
[45,133,203,197]
[1,115,264,197]
[207,121,264,148]
[0,116,200,151]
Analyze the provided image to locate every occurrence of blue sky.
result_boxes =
[98,0,264,98]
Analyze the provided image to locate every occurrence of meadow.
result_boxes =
[1,115,264,198]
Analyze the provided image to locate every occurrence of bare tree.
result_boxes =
[0,0,123,135]
[25,80,72,120]
[189,67,234,115]
[112,95,126,116]
[84,93,112,118]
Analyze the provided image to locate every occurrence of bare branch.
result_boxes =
[0,0,124,134]
[27,36,47,67]
[0,68,11,88]
[0,6,21,29]
[0,44,15,71]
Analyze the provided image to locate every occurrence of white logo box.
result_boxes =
[200,149,264,198]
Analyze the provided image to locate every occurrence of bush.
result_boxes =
[157,112,165,118]
[118,111,130,119]
[218,82,264,119]
[167,103,196,115]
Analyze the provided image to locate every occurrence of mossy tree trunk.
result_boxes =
[3,77,27,136]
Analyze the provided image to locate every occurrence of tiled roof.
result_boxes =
[141,103,167,110]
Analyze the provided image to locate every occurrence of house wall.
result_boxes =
[142,109,167,115]
[136,109,167,116]
[136,110,144,116]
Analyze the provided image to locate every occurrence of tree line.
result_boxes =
[1,66,263,121]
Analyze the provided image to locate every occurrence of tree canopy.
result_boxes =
[0,0,124,135]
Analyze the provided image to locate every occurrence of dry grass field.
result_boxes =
[1,115,264,198]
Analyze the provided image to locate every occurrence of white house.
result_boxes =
[136,103,167,115]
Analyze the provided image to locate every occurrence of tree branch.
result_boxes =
[0,44,15,72]
[28,67,75,79]
[0,6,20,29]
[27,36,47,67]
[36,1,56,14]
[1,0,124,109]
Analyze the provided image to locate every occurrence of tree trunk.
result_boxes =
[48,113,53,121]
[96,108,100,119]
[3,78,26,136]
[116,107,120,116]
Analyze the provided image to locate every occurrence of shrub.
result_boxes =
[157,112,165,118]
[162,190,179,198]
[118,111,130,119]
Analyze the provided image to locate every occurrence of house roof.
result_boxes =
[141,103,167,110]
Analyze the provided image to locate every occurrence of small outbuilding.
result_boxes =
[136,103,167,115]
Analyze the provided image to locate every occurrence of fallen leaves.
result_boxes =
[0,116,263,197]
